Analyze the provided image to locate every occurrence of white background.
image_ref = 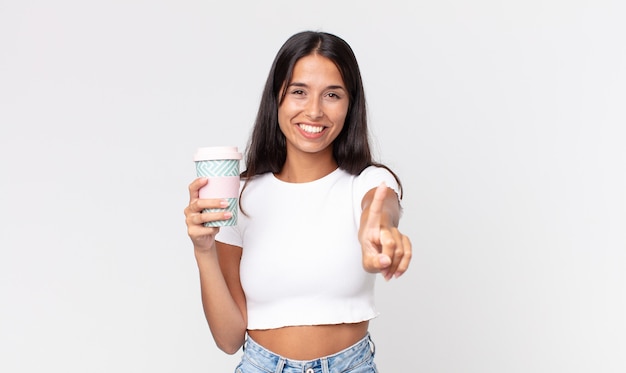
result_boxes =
[1,1,625,372]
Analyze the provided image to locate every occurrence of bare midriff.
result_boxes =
[247,321,369,360]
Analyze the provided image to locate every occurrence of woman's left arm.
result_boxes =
[359,183,412,281]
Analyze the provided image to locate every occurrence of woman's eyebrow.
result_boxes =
[287,82,308,88]
[326,85,346,91]
[288,82,346,91]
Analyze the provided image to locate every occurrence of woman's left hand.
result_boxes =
[359,183,412,281]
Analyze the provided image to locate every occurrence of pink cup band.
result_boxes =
[199,176,240,199]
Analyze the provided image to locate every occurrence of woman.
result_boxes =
[184,31,412,373]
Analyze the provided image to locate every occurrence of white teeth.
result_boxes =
[299,124,323,133]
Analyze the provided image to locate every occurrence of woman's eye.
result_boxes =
[291,89,304,95]
[327,92,340,99]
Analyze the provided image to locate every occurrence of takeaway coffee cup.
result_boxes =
[194,146,243,226]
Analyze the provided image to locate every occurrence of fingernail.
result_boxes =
[379,255,391,267]
[220,199,229,208]
[380,270,389,281]
[223,212,232,219]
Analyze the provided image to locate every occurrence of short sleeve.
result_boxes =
[215,224,243,247]
[353,166,401,202]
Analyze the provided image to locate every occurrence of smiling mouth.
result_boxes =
[298,123,324,134]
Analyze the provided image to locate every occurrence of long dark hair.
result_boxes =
[241,31,402,197]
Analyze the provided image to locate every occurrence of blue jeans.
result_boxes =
[235,333,378,373]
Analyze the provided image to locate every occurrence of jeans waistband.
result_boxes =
[242,332,375,372]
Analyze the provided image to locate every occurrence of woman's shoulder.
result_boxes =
[357,165,394,179]
[241,171,274,183]
[354,165,401,196]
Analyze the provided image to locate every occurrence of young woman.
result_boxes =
[184,31,412,373]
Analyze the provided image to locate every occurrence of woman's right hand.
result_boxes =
[184,177,233,253]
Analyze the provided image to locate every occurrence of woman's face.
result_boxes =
[277,54,349,158]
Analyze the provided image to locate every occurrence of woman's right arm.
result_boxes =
[184,177,247,354]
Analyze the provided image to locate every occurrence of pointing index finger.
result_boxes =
[364,182,388,232]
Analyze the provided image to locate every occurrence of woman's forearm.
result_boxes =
[194,248,247,354]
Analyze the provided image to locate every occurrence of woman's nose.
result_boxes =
[305,99,323,119]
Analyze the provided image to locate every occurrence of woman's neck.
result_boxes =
[275,152,338,183]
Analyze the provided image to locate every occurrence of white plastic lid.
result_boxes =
[194,146,243,161]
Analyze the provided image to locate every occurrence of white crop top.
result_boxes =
[216,166,400,330]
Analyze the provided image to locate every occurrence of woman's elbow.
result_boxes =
[219,344,242,355]
[215,336,245,355]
